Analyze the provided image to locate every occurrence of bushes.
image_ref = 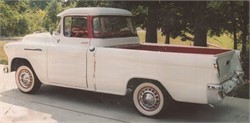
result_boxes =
[0,1,46,37]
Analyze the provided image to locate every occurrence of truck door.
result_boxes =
[47,16,89,88]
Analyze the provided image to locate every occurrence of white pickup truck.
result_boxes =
[4,7,245,117]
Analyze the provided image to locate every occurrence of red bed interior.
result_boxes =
[112,44,230,55]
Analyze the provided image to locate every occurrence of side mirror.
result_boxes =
[49,28,53,35]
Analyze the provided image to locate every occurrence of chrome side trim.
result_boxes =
[24,48,42,51]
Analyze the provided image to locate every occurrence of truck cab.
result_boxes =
[53,7,139,47]
[48,7,140,88]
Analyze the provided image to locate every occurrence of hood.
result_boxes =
[22,32,51,43]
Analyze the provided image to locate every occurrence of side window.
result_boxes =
[64,16,88,38]
[93,18,101,33]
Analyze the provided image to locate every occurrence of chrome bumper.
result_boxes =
[207,73,245,104]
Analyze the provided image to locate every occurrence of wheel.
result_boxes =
[133,82,168,117]
[15,65,41,94]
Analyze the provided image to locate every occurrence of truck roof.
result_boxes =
[57,7,133,17]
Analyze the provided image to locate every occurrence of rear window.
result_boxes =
[93,16,137,38]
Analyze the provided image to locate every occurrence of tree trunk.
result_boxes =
[233,26,237,50]
[165,32,170,44]
[145,2,158,43]
[193,16,208,47]
[193,2,208,47]
[230,1,237,50]
[241,1,249,56]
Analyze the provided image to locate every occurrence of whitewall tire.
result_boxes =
[15,65,41,94]
[133,82,166,117]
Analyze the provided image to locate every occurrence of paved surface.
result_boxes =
[0,65,249,123]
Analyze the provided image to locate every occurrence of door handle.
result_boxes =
[89,46,95,52]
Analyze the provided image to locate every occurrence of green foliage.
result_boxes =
[0,0,46,37]
[0,0,77,36]
[43,0,63,31]
[76,0,113,7]
[26,9,46,32]
[159,2,186,44]
[0,1,21,36]
[29,0,48,10]
[42,0,77,32]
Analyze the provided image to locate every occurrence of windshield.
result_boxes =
[93,16,137,38]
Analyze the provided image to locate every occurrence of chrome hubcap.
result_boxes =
[19,69,32,89]
[138,86,160,111]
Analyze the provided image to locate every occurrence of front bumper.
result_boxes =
[207,74,245,105]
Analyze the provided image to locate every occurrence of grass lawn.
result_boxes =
[0,41,8,64]
[137,31,234,49]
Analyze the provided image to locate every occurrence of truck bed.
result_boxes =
[112,44,230,55]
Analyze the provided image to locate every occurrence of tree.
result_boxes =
[174,1,231,47]
[190,2,209,47]
[29,0,48,10]
[25,9,46,33]
[229,1,240,50]
[212,1,242,50]
[239,1,249,81]
[110,1,148,30]
[160,2,186,44]
[76,0,113,7]
[43,0,63,31]
[0,0,48,37]
[0,0,28,36]
[240,1,249,56]
[145,1,159,43]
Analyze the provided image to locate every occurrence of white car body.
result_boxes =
[4,7,245,117]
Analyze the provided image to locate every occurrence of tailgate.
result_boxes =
[215,50,236,82]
